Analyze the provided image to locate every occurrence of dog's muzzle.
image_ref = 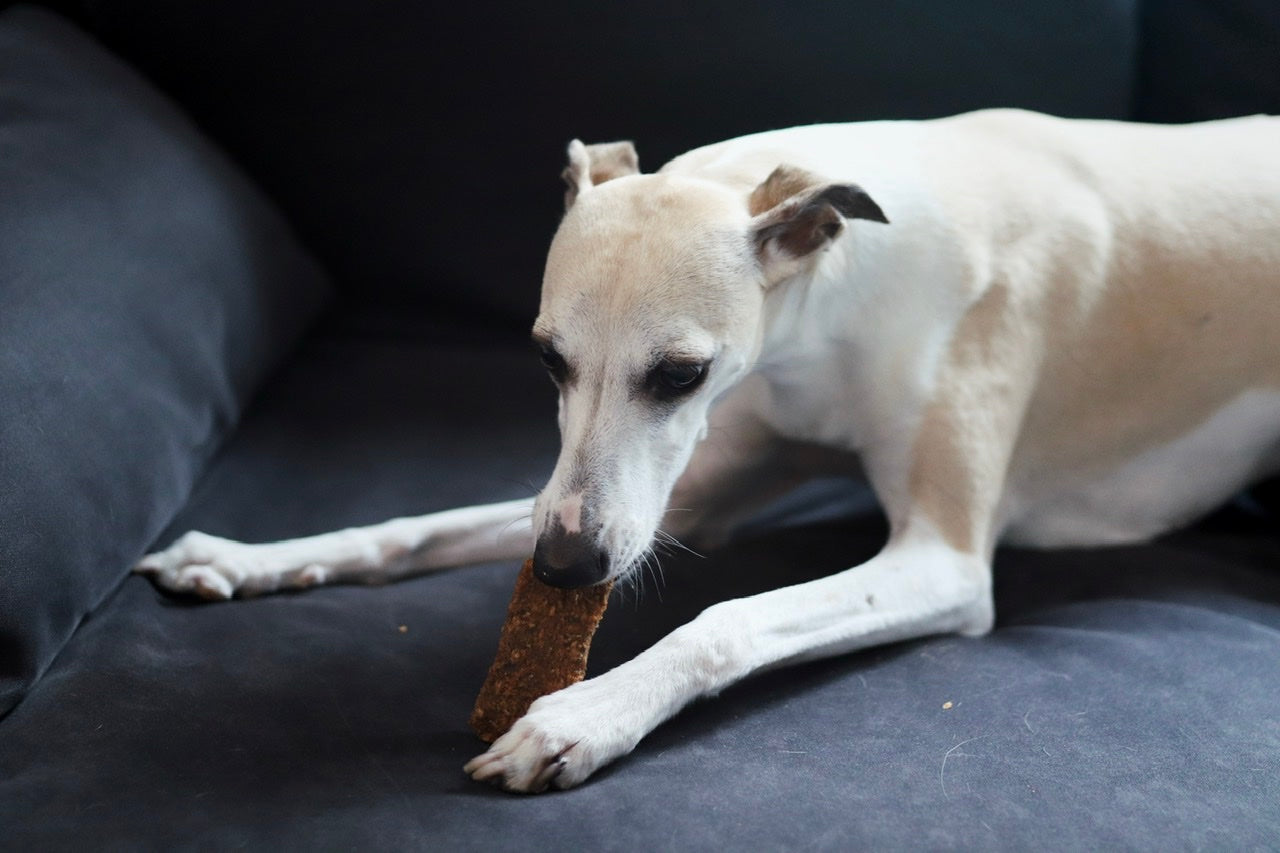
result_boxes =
[532,523,611,589]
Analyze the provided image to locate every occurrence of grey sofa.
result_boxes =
[2,1,1278,847]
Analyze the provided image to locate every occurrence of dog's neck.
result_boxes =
[748,221,910,451]
[742,204,983,526]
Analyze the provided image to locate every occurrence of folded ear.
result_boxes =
[749,165,888,286]
[562,140,640,209]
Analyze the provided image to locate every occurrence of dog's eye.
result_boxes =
[538,343,569,383]
[649,360,708,399]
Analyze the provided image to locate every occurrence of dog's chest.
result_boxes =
[754,306,940,456]
[753,245,961,458]
[758,361,865,448]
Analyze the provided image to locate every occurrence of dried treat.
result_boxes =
[470,559,613,742]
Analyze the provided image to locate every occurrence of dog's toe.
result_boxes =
[133,532,296,600]
[531,754,570,792]
[462,750,507,783]
[184,565,236,600]
[463,680,636,793]
[465,726,568,793]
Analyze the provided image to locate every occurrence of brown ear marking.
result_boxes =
[584,141,639,185]
[753,175,889,262]
[562,140,640,209]
[748,166,818,216]
[748,166,888,225]
[811,184,889,226]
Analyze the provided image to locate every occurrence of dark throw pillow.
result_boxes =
[0,5,332,715]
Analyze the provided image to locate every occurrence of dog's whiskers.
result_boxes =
[498,476,544,498]
[638,546,664,604]
[654,528,704,560]
[498,512,535,538]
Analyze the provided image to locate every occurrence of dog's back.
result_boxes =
[667,111,1280,547]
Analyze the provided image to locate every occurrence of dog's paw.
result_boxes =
[463,678,642,793]
[134,531,329,600]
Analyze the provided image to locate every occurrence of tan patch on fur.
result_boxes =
[748,166,820,215]
[908,281,1036,555]
[542,174,761,342]
[1013,226,1280,486]
[911,111,1280,548]
[942,114,1280,490]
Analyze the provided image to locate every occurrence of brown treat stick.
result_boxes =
[469,559,613,743]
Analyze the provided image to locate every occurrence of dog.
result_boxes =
[137,109,1280,793]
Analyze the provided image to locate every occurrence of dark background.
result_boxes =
[27,0,1280,327]
[54,2,1136,326]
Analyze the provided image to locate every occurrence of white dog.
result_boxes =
[138,109,1280,792]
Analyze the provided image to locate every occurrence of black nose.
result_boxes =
[532,526,610,589]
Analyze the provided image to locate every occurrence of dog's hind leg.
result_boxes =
[135,498,534,600]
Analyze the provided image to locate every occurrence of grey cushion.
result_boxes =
[0,5,331,715]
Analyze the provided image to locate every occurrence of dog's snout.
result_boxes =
[532,524,610,589]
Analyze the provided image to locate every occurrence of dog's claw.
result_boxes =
[185,565,236,600]
[531,755,569,792]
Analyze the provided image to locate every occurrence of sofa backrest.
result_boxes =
[1135,0,1280,123]
[42,0,1144,330]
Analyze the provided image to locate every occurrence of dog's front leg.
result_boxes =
[135,498,534,599]
[464,529,992,792]
[466,286,1032,791]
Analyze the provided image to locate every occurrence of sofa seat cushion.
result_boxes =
[1,324,1276,847]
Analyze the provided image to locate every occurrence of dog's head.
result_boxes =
[530,139,887,588]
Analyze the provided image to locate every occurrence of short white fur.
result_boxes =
[137,110,1280,793]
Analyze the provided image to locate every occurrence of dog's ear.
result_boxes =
[562,140,640,209]
[749,165,888,286]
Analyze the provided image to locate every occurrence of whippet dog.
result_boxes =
[138,109,1280,793]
